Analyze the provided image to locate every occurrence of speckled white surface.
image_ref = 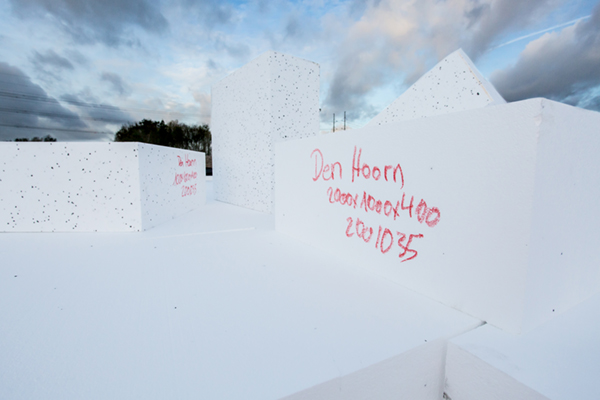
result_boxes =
[212,51,319,213]
[0,143,205,232]
[367,49,505,127]
[138,144,205,230]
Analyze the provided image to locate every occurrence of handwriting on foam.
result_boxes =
[178,154,197,167]
[326,187,441,228]
[311,146,403,186]
[310,146,441,262]
[346,216,423,262]
[173,154,198,197]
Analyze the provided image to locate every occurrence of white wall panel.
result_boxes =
[212,51,319,213]
[275,98,600,333]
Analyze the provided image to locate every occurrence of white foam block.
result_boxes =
[0,142,205,232]
[446,292,600,399]
[211,51,319,213]
[367,49,505,127]
[275,98,600,333]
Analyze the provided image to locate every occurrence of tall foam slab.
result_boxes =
[367,49,505,127]
[0,142,205,232]
[275,98,600,333]
[211,51,320,213]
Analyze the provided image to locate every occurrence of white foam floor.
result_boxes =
[1,178,480,400]
[447,291,600,400]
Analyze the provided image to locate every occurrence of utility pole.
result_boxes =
[344,111,346,131]
[333,113,335,133]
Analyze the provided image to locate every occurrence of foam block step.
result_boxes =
[0,142,205,232]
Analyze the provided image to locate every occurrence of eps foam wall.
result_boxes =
[275,98,600,334]
[0,142,205,232]
[211,51,319,213]
[367,49,505,127]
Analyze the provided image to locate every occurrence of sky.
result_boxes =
[0,0,599,141]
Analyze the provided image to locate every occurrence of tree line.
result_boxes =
[114,119,211,155]
[10,120,211,157]
[14,135,57,142]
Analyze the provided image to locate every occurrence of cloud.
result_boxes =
[284,13,303,39]
[175,0,238,28]
[100,72,132,97]
[212,33,251,59]
[65,50,90,66]
[464,0,560,58]
[0,62,96,141]
[206,59,219,70]
[31,50,74,71]
[264,7,325,53]
[9,0,169,47]
[29,49,79,81]
[491,3,600,111]
[192,91,211,125]
[321,0,565,124]
[60,91,133,128]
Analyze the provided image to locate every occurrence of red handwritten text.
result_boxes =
[174,154,198,197]
[327,187,441,228]
[182,184,197,197]
[311,148,343,181]
[178,154,197,167]
[352,146,404,187]
[173,171,198,186]
[345,216,423,262]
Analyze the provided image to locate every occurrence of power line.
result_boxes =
[0,90,198,119]
[0,89,199,119]
[0,106,134,124]
[0,69,204,119]
[0,123,110,135]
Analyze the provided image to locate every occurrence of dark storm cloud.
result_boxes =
[465,0,560,58]
[265,4,324,53]
[0,62,91,141]
[178,0,237,28]
[100,72,131,97]
[491,3,600,111]
[31,50,74,71]
[60,93,134,127]
[30,50,76,81]
[64,50,90,66]
[322,48,385,124]
[9,0,168,47]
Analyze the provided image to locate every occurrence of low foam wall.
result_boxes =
[275,98,600,333]
[0,142,205,232]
